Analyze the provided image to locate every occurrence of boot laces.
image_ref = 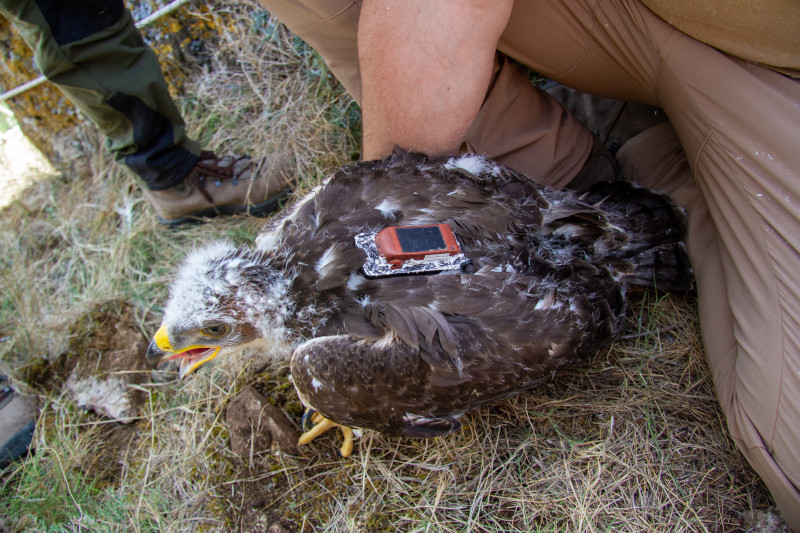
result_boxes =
[189,150,252,204]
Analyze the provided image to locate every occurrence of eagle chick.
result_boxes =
[146,151,693,450]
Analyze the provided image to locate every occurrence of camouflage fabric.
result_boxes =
[0,0,200,189]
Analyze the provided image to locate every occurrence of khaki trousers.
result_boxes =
[260,0,800,528]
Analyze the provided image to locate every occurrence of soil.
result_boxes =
[13,304,148,484]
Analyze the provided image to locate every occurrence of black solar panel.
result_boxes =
[395,226,446,253]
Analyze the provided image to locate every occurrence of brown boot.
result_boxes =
[143,150,294,225]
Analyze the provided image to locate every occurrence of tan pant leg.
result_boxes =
[619,119,800,530]
[502,0,800,526]
[258,0,596,183]
[656,39,800,531]
[260,0,800,526]
[464,56,594,187]
[257,0,363,102]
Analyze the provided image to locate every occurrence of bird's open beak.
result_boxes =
[145,325,221,379]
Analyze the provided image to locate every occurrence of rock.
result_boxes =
[65,373,139,423]
[226,388,299,457]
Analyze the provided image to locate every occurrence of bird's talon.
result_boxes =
[298,412,355,458]
[339,426,354,457]
[301,408,317,431]
[301,408,328,431]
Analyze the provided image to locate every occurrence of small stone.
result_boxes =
[226,387,299,457]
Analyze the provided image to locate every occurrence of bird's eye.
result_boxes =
[201,323,229,338]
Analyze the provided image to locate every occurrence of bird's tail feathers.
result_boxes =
[580,181,695,292]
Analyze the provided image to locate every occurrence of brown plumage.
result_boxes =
[146,151,693,439]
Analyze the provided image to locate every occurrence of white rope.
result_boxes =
[0,0,194,103]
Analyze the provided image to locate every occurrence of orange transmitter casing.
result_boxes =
[373,224,461,269]
[355,223,470,277]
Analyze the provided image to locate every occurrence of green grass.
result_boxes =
[0,400,145,532]
[1,449,128,531]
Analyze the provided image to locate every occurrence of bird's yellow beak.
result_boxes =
[146,325,221,379]
[154,325,172,351]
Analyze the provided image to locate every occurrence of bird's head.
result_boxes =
[145,241,293,378]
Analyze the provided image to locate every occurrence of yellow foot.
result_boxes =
[298,410,355,457]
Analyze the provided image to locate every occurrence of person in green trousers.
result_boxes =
[0,0,293,225]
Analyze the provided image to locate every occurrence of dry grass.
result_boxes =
[0,1,782,531]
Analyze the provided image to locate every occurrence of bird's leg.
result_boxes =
[298,409,355,457]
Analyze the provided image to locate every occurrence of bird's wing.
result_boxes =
[291,271,583,436]
[291,334,464,437]
[350,267,619,379]
[280,153,627,436]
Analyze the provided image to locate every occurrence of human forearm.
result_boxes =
[358,0,512,160]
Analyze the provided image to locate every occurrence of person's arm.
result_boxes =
[358,0,513,160]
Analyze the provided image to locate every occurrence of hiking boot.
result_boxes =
[143,150,294,226]
[0,375,37,469]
